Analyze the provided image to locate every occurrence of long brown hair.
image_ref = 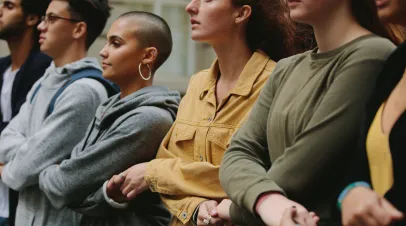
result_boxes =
[351,0,393,41]
[232,0,296,61]
[387,24,406,45]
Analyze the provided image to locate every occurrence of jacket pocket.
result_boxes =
[207,127,234,165]
[170,123,197,161]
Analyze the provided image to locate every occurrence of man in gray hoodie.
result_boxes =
[0,0,113,225]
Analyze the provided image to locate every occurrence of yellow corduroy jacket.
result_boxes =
[145,51,275,226]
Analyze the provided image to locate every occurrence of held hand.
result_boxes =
[281,206,318,226]
[120,163,149,200]
[256,193,309,226]
[197,200,224,226]
[106,174,128,203]
[217,199,232,221]
[342,186,403,226]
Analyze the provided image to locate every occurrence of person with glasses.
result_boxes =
[0,0,112,225]
[0,0,52,225]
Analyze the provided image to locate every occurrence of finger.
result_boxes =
[209,216,223,225]
[127,189,137,200]
[369,201,392,225]
[122,183,135,196]
[198,203,210,221]
[113,174,125,185]
[353,208,377,226]
[282,207,297,224]
[381,198,404,220]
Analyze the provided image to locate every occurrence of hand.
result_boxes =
[256,192,308,226]
[106,174,128,203]
[342,186,403,226]
[217,199,232,221]
[0,164,3,175]
[197,200,224,226]
[120,163,149,200]
[281,206,318,226]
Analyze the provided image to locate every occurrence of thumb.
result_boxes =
[381,198,404,220]
[282,206,297,224]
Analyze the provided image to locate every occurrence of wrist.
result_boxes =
[337,181,371,211]
[255,192,283,215]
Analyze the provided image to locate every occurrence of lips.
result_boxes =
[102,62,111,68]
[190,18,200,25]
[376,0,388,7]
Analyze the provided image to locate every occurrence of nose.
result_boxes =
[185,0,199,15]
[99,44,108,59]
[37,20,46,31]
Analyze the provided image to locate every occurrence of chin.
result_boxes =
[289,10,310,24]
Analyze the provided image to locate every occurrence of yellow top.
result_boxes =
[366,104,394,195]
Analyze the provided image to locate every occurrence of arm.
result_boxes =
[39,110,173,216]
[220,57,389,218]
[0,93,33,164]
[1,81,106,190]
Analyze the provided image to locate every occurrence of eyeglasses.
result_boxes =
[41,14,81,25]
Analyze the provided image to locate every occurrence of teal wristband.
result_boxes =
[337,181,371,211]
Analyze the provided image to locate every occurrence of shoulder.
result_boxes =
[60,78,108,104]
[119,106,174,132]
[343,36,396,61]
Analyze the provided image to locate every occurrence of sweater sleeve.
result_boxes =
[39,109,173,216]
[1,80,107,190]
[0,78,42,164]
[220,50,392,218]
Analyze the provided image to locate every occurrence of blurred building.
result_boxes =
[0,0,216,94]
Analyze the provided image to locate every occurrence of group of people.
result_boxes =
[0,0,404,226]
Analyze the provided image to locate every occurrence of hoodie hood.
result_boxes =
[42,57,102,88]
[96,85,180,129]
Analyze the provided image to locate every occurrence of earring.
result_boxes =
[139,63,152,81]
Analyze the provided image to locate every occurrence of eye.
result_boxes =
[111,41,121,48]
[48,15,58,23]
[4,2,13,9]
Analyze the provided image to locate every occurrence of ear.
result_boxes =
[72,22,87,40]
[25,14,40,27]
[235,5,252,25]
[141,47,158,66]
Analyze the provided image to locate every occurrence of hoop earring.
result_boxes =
[139,63,152,81]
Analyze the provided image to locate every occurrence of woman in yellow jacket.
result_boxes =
[102,0,300,225]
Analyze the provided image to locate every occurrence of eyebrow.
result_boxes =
[108,35,124,42]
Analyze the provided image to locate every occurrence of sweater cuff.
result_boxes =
[102,181,129,209]
[145,159,165,192]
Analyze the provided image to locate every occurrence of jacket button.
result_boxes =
[181,211,188,219]
[199,156,203,161]
[207,117,212,122]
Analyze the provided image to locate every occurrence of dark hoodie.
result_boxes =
[38,85,180,226]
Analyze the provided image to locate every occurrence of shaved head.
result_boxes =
[118,11,173,72]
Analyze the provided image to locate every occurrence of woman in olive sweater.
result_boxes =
[218,0,396,225]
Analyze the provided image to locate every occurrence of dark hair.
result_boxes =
[65,0,111,49]
[20,0,51,42]
[351,0,393,41]
[231,0,296,61]
[118,11,173,73]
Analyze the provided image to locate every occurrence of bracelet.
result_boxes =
[337,181,371,211]
[102,181,129,209]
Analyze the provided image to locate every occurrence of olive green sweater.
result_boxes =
[219,35,396,224]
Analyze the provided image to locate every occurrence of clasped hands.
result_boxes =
[105,163,149,203]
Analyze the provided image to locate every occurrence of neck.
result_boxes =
[53,42,87,67]
[312,6,371,53]
[119,75,151,99]
[211,37,253,82]
[7,29,35,71]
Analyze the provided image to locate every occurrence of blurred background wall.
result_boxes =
[0,0,216,94]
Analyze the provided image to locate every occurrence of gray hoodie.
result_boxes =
[39,85,180,226]
[0,58,109,226]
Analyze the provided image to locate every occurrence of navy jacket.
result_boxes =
[0,47,52,132]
